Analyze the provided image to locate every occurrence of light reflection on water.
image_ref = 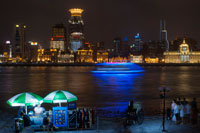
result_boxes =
[0,66,200,115]
[92,73,144,112]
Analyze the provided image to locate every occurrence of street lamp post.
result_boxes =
[159,86,170,132]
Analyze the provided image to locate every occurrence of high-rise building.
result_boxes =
[160,19,169,51]
[28,41,39,62]
[130,33,143,55]
[113,37,122,57]
[134,33,142,51]
[68,8,85,52]
[121,36,130,58]
[50,23,66,52]
[14,24,27,58]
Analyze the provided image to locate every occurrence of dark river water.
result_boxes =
[0,66,200,115]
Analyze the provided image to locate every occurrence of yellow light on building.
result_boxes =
[31,42,38,45]
[145,57,159,63]
[164,39,200,63]
[3,52,8,56]
[69,8,84,16]
[16,25,19,28]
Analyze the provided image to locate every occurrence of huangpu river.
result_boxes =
[0,66,200,115]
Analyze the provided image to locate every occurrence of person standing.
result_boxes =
[171,100,176,118]
[180,102,184,124]
[174,101,180,124]
[43,113,51,132]
[89,108,92,128]
[77,109,82,128]
[177,98,181,105]
[185,102,191,124]
[172,100,177,123]
[20,112,33,133]
[167,107,171,120]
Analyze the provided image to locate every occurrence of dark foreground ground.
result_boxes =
[0,110,199,133]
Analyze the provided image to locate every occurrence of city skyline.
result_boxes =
[0,0,200,48]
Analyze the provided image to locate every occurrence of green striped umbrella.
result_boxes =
[7,92,43,114]
[43,90,78,106]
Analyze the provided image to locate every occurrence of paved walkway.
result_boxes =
[0,111,199,133]
[36,116,200,133]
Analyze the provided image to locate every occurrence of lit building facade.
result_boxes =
[131,33,143,54]
[50,24,66,52]
[28,42,39,62]
[164,40,200,63]
[14,24,27,59]
[96,50,108,63]
[145,57,159,63]
[109,56,128,63]
[76,49,93,63]
[57,54,74,63]
[68,8,85,52]
[37,49,58,63]
[130,55,143,63]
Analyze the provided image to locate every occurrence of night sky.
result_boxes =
[1,0,200,48]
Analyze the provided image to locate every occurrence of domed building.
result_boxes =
[164,39,200,63]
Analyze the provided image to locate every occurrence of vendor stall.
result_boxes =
[43,90,78,129]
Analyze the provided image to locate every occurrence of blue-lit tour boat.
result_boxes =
[91,62,144,74]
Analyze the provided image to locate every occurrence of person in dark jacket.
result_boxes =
[20,112,31,127]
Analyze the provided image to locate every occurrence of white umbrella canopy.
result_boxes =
[43,90,78,106]
[7,92,43,114]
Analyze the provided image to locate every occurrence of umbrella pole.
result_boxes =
[25,106,27,114]
[59,103,61,107]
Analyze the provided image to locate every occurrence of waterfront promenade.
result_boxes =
[0,110,199,132]
[35,116,200,133]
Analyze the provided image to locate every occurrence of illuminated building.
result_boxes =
[14,24,27,59]
[145,57,159,63]
[97,50,108,63]
[121,37,130,58]
[109,56,128,63]
[69,32,84,52]
[96,42,105,50]
[112,37,130,59]
[131,33,143,54]
[160,19,169,51]
[113,37,122,57]
[28,42,39,62]
[164,40,200,63]
[1,41,12,59]
[76,49,93,63]
[6,41,12,58]
[57,54,74,63]
[68,8,85,52]
[130,55,143,63]
[0,54,8,63]
[37,49,58,63]
[50,24,66,52]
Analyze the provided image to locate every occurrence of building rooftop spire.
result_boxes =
[183,39,186,44]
